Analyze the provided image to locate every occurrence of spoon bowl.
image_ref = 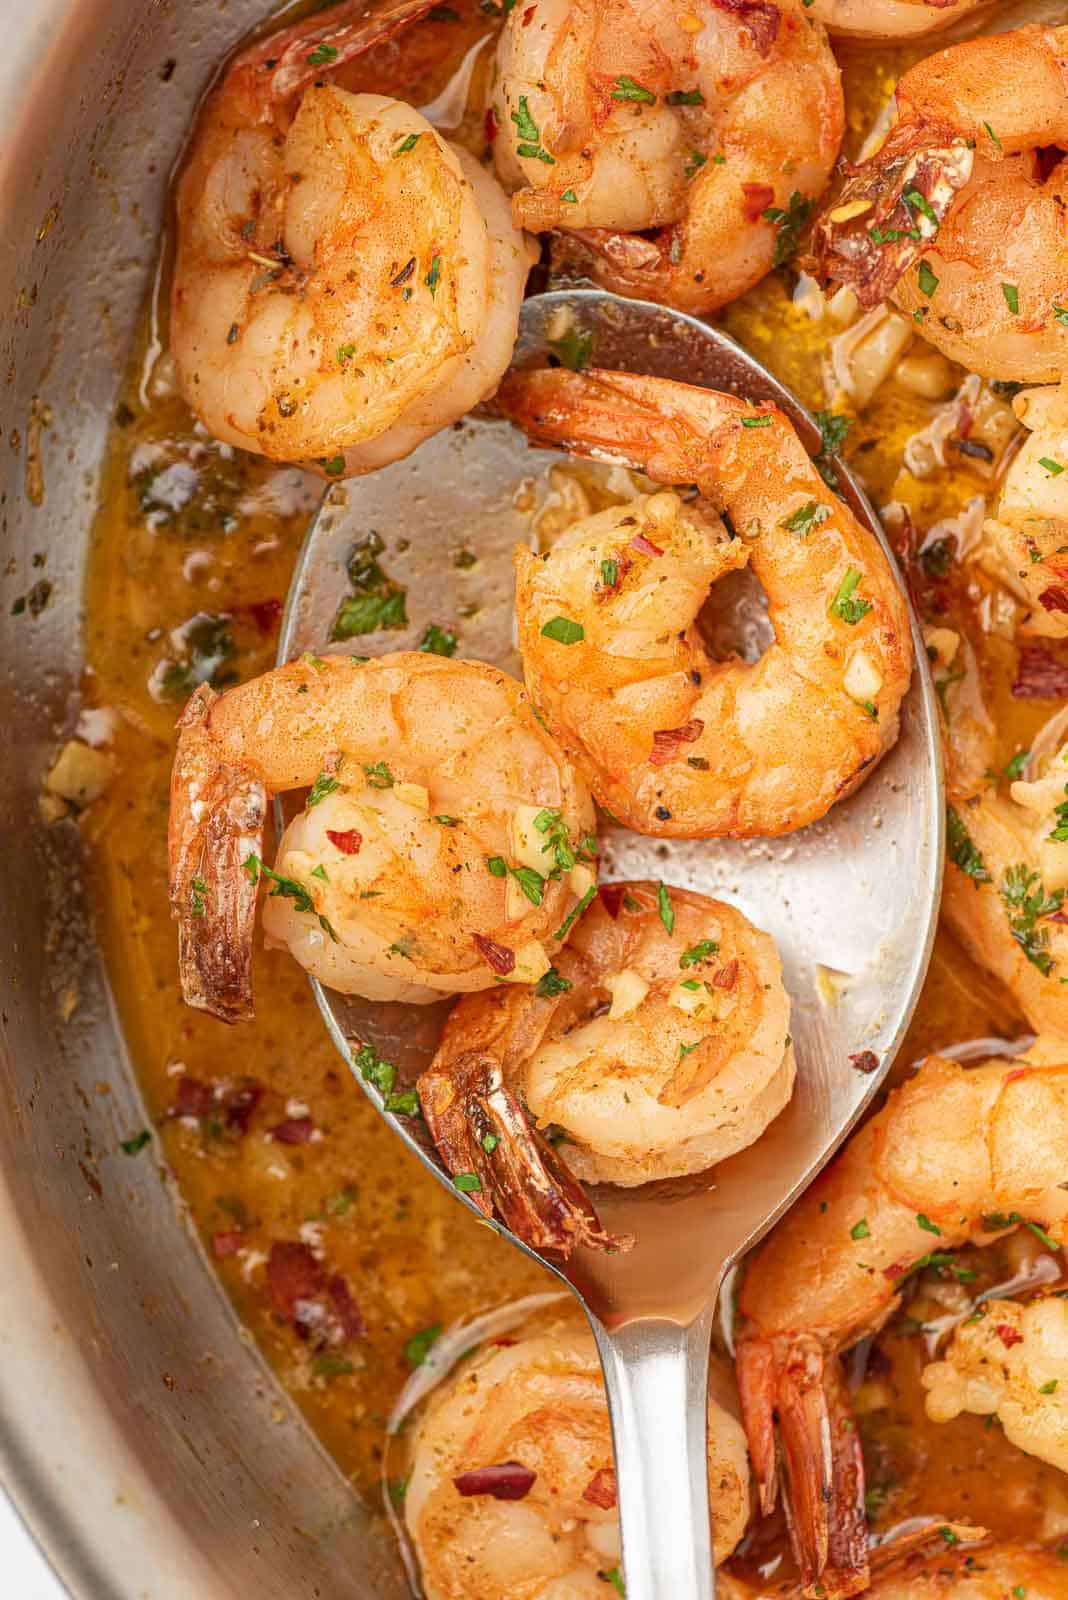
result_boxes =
[277,288,944,1599]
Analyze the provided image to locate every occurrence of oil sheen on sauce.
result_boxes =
[80,1,1068,1585]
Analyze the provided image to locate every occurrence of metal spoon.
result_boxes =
[277,288,944,1600]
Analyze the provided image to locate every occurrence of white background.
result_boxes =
[0,1488,68,1599]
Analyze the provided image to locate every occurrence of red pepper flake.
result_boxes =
[742,182,775,222]
[650,718,705,766]
[242,598,283,636]
[883,1261,907,1280]
[630,533,664,558]
[582,1467,617,1509]
[474,934,516,975]
[1039,586,1068,614]
[484,105,498,143]
[212,1230,244,1258]
[1012,645,1068,699]
[849,1050,879,1074]
[225,1081,262,1134]
[599,883,630,919]
[1005,1066,1033,1085]
[267,1240,324,1321]
[995,1322,1024,1349]
[270,1115,315,1145]
[712,959,739,990]
[327,828,363,854]
[326,1272,366,1341]
[172,1074,216,1119]
[956,403,974,438]
[521,3,536,21]
[1047,909,1068,925]
[453,1461,537,1501]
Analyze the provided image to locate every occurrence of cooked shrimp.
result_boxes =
[418,881,792,1251]
[498,367,912,838]
[489,0,843,315]
[797,0,992,41]
[923,1293,1068,1474]
[168,654,595,1021]
[719,1542,1064,1600]
[943,735,1068,1038]
[735,1046,1068,1597]
[814,26,1068,383]
[404,1310,750,1599]
[982,384,1068,636]
[171,0,535,476]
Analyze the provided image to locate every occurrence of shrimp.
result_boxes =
[489,0,843,315]
[170,0,536,476]
[734,1047,1068,1597]
[168,653,596,1021]
[923,1293,1068,1475]
[943,736,1068,1039]
[982,384,1068,636]
[814,26,1068,383]
[719,1542,1065,1600]
[404,1310,750,1598]
[795,0,992,41]
[418,880,793,1252]
[498,367,912,838]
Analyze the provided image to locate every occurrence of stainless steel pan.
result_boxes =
[0,3,407,1595]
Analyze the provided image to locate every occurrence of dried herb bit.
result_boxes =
[946,805,991,884]
[363,761,394,789]
[307,42,339,66]
[680,939,718,968]
[548,326,593,372]
[540,615,585,645]
[120,1129,151,1156]
[761,190,813,268]
[666,87,704,106]
[612,75,657,104]
[404,1323,443,1368]
[813,410,852,490]
[781,500,830,539]
[536,966,572,998]
[657,881,675,935]
[243,853,338,941]
[418,623,459,657]
[331,530,408,640]
[1048,784,1068,843]
[830,568,872,625]
[157,612,236,701]
[512,96,555,164]
[307,771,341,808]
[1000,863,1064,975]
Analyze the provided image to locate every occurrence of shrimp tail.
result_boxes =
[168,685,267,1024]
[812,126,973,308]
[230,0,438,121]
[418,1050,630,1258]
[737,1334,868,1598]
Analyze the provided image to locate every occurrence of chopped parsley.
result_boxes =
[601,1568,626,1597]
[561,188,578,203]
[781,500,830,539]
[601,558,620,589]
[331,530,407,640]
[983,121,1002,154]
[511,865,547,906]
[1055,304,1068,328]
[741,414,772,428]
[425,255,442,296]
[453,1172,483,1193]
[1003,750,1030,780]
[1000,864,1064,974]
[680,939,718,967]
[243,854,337,941]
[486,856,508,877]
[418,623,458,656]
[813,410,852,489]
[1040,457,1065,476]
[307,42,339,66]
[762,190,813,267]
[190,875,207,918]
[902,187,939,231]
[394,132,421,157]
[830,567,872,625]
[684,150,707,179]
[1002,282,1020,315]
[916,1213,941,1235]
[363,761,394,789]
[512,96,554,164]
[666,88,704,106]
[918,259,939,298]
[482,1132,500,1153]
[535,967,572,998]
[320,455,346,476]
[657,881,675,935]
[404,1324,443,1367]
[612,76,656,104]
[946,805,990,884]
[120,1129,151,1156]
[553,884,597,942]
[541,616,584,645]
[307,770,341,807]
[850,1218,871,1241]
[548,326,593,371]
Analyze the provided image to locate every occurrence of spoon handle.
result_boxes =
[590,1303,719,1600]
